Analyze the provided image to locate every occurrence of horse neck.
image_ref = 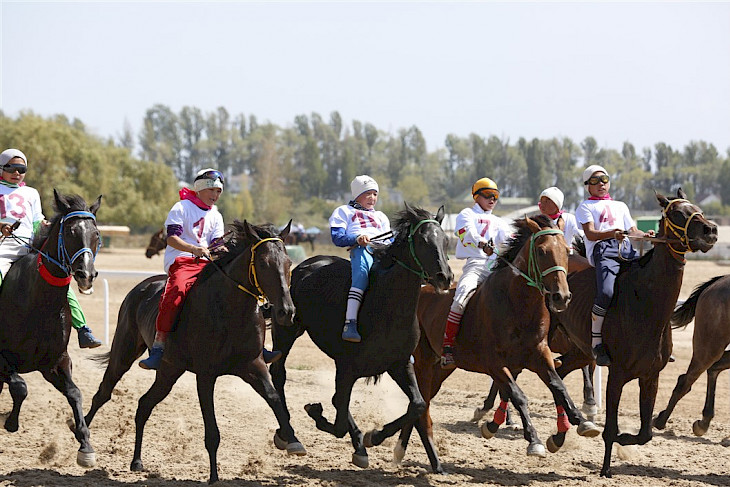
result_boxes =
[371,246,424,315]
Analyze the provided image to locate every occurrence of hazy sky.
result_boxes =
[2,1,729,154]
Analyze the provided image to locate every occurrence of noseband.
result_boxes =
[662,199,704,255]
[38,211,100,286]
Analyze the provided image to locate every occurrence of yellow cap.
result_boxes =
[472,177,499,201]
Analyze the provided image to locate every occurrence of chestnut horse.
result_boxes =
[551,189,717,477]
[654,274,730,437]
[395,215,599,474]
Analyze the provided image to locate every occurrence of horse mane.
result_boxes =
[195,220,280,284]
[372,205,434,262]
[33,193,90,248]
[491,214,556,271]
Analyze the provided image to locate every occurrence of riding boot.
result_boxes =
[440,309,462,370]
[139,345,164,370]
[77,326,103,348]
[591,313,611,366]
[263,348,282,364]
[342,319,361,343]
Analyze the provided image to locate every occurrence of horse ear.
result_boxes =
[403,201,417,221]
[525,215,541,233]
[89,195,102,215]
[280,220,292,239]
[435,205,445,224]
[677,187,687,200]
[242,220,260,242]
[655,190,669,209]
[53,189,70,214]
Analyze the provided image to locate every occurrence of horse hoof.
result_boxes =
[582,403,598,419]
[546,435,561,453]
[304,403,323,418]
[577,421,601,437]
[273,432,287,450]
[363,430,375,448]
[130,459,144,472]
[480,422,498,439]
[77,451,96,468]
[471,408,487,422]
[352,453,369,468]
[527,443,547,457]
[693,420,708,436]
[393,443,406,464]
[286,442,307,456]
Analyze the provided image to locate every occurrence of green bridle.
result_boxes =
[496,228,567,294]
[393,218,443,281]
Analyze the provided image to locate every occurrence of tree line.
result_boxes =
[2,107,729,233]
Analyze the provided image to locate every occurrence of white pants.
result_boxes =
[0,241,29,279]
[451,257,492,313]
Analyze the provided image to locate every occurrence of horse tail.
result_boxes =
[88,351,112,367]
[671,275,725,329]
[364,374,383,385]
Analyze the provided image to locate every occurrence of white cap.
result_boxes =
[351,175,379,200]
[539,187,564,211]
[0,148,28,166]
[582,164,608,185]
[193,168,224,192]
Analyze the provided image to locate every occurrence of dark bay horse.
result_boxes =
[84,220,305,484]
[270,203,453,469]
[551,189,717,477]
[0,190,101,467]
[654,274,730,437]
[145,227,166,258]
[395,215,599,473]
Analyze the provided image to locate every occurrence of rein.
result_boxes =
[662,198,703,257]
[392,219,441,281]
[208,237,284,305]
[495,228,567,294]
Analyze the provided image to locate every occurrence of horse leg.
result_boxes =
[131,364,185,473]
[601,368,628,478]
[617,375,658,447]
[240,359,306,457]
[85,332,147,426]
[195,375,221,484]
[304,367,356,437]
[580,364,598,420]
[654,354,713,430]
[693,352,730,436]
[473,379,499,422]
[269,320,305,439]
[2,372,27,433]
[40,360,95,467]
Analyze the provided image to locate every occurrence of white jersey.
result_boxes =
[163,199,224,273]
[553,212,583,250]
[576,198,635,266]
[454,204,512,261]
[329,204,390,239]
[0,184,44,264]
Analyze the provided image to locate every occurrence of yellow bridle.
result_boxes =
[662,198,703,255]
[236,237,284,305]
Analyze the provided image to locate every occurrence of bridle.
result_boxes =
[661,198,704,256]
[495,228,567,295]
[392,218,443,282]
[37,211,100,286]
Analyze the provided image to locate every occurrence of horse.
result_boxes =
[393,215,599,474]
[654,274,730,437]
[549,189,717,477]
[284,230,317,252]
[145,227,166,258]
[270,203,453,469]
[0,190,102,468]
[83,220,306,484]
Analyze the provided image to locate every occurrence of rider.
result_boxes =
[139,168,281,369]
[0,148,102,348]
[538,186,584,253]
[440,177,512,369]
[576,165,654,367]
[329,175,390,343]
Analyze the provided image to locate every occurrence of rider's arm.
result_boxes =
[166,234,210,259]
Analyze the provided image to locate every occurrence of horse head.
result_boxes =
[145,228,166,258]
[238,219,296,327]
[50,189,102,294]
[657,188,718,256]
[515,215,571,312]
[390,202,454,293]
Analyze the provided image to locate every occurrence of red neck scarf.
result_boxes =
[589,193,612,200]
[179,187,211,210]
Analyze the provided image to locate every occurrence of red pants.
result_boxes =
[156,256,207,333]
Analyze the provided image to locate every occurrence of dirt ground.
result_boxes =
[1,247,729,486]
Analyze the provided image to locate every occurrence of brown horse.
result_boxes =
[394,215,599,474]
[654,274,730,437]
[144,228,166,258]
[551,189,717,477]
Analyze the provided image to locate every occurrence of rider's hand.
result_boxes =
[0,223,11,237]
[356,234,370,247]
[192,246,211,259]
[614,229,627,241]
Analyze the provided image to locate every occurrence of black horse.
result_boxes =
[270,203,453,468]
[144,227,166,258]
[84,220,305,484]
[0,190,101,467]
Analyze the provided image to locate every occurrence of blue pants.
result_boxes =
[592,239,637,316]
[350,246,374,291]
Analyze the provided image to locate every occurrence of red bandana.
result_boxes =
[589,194,612,200]
[179,187,211,210]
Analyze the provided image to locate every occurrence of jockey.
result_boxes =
[139,168,280,369]
[0,148,102,348]
[538,186,584,252]
[440,177,512,369]
[329,175,391,343]
[576,165,654,366]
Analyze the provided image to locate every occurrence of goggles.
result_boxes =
[194,169,225,187]
[2,164,27,174]
[586,174,610,185]
[476,189,499,201]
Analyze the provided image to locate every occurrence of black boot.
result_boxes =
[592,343,611,367]
[263,348,282,364]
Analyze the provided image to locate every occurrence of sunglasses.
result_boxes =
[587,174,610,185]
[2,164,27,174]
[194,169,225,185]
